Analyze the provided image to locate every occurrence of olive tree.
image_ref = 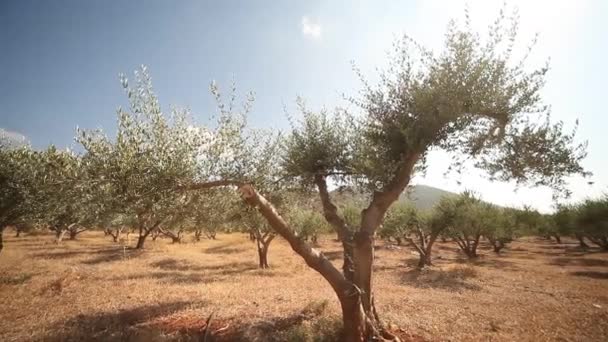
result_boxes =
[552,204,585,247]
[32,146,103,242]
[142,10,586,341]
[576,196,608,251]
[382,202,442,267]
[77,66,204,249]
[288,207,331,245]
[189,189,236,241]
[0,140,38,253]
[269,11,587,339]
[483,206,517,253]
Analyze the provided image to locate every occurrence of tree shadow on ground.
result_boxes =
[150,258,257,274]
[38,301,205,342]
[81,248,145,265]
[31,250,93,260]
[550,257,608,267]
[401,267,481,291]
[204,243,248,254]
[103,258,261,285]
[570,271,608,280]
[452,255,520,270]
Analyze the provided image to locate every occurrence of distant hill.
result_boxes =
[400,184,457,210]
[330,184,457,210]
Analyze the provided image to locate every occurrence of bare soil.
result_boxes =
[0,231,607,341]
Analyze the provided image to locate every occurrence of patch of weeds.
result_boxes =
[0,273,34,285]
[275,315,341,342]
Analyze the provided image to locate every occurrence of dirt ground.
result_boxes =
[0,230,607,342]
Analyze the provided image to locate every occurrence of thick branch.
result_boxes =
[238,184,350,295]
[314,174,350,238]
[362,152,421,233]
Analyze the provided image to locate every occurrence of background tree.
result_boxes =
[552,204,583,247]
[576,196,608,251]
[189,189,235,241]
[77,66,204,249]
[0,141,37,253]
[444,192,488,259]
[483,206,517,253]
[32,146,101,242]
[288,207,331,245]
[382,201,446,267]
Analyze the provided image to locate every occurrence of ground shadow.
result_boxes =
[570,271,608,280]
[150,258,257,274]
[204,243,248,254]
[103,258,261,285]
[401,267,481,291]
[550,257,608,267]
[31,250,93,260]
[81,248,145,265]
[38,301,204,342]
[453,255,519,270]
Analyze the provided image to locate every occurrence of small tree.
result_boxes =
[443,192,487,259]
[31,146,101,242]
[576,196,608,251]
[483,206,516,253]
[77,67,203,249]
[235,206,276,269]
[552,204,585,247]
[0,141,37,253]
[383,201,444,267]
[288,207,331,245]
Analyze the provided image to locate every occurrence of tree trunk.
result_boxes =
[575,233,589,248]
[395,237,402,246]
[553,234,562,244]
[136,226,150,249]
[257,245,269,268]
[493,241,504,254]
[136,220,162,249]
[136,235,146,249]
[69,230,78,240]
[417,233,438,267]
[339,295,367,342]
[15,229,21,238]
[55,228,66,242]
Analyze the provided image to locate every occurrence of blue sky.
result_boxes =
[1,0,606,211]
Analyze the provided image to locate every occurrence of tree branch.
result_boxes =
[238,184,350,294]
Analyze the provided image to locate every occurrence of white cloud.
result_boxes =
[301,16,322,39]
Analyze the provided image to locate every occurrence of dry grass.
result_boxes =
[0,230,607,341]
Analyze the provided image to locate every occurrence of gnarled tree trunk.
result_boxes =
[67,224,86,240]
[405,227,440,268]
[135,219,162,249]
[488,238,505,254]
[251,227,276,269]
[552,234,562,244]
[575,233,589,248]
[455,233,481,259]
[159,227,183,244]
[55,228,66,243]
[588,236,608,251]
